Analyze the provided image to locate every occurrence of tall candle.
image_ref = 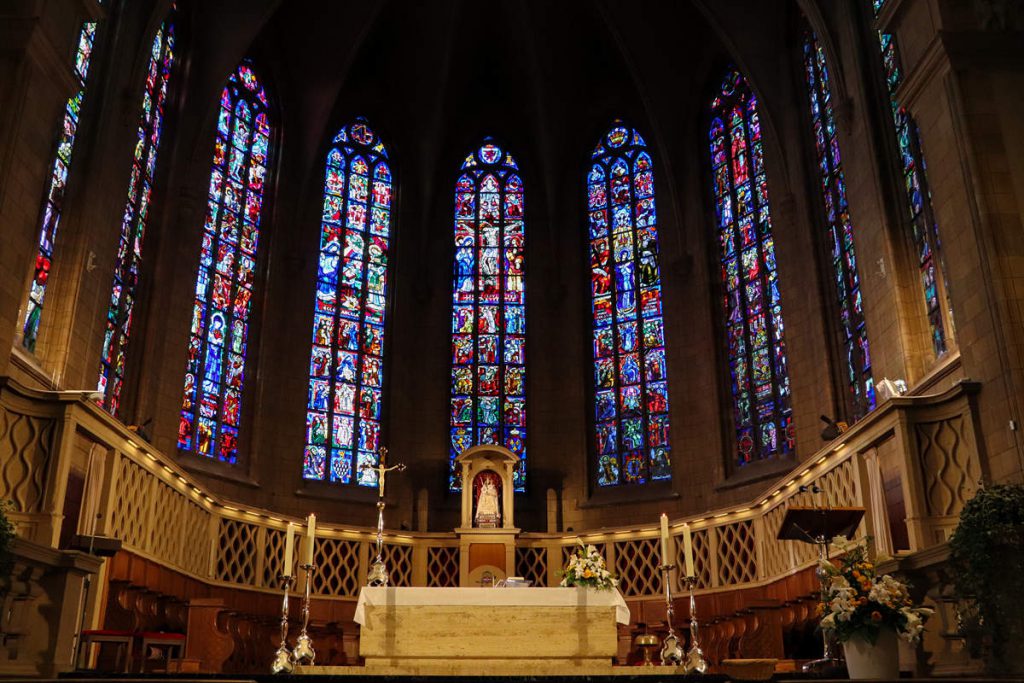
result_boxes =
[659,513,670,568]
[682,522,695,578]
[303,513,316,566]
[283,522,295,576]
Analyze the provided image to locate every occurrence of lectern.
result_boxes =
[778,505,864,672]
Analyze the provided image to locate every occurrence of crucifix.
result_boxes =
[361,446,406,586]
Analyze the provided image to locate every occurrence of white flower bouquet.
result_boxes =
[559,540,618,590]
[818,536,933,644]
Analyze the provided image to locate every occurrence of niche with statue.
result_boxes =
[453,445,520,586]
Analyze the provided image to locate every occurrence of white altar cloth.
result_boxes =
[354,586,630,625]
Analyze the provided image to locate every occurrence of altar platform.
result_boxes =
[351,586,630,673]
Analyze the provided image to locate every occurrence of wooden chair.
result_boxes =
[138,631,186,672]
[77,629,134,672]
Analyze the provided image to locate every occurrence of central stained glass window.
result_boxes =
[302,119,392,486]
[588,122,671,487]
[449,141,526,491]
[709,69,794,466]
[177,61,272,463]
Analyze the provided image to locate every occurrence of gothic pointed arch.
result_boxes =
[801,22,875,421]
[587,122,672,487]
[302,119,393,486]
[96,11,176,415]
[708,68,794,466]
[177,59,274,463]
[449,140,526,491]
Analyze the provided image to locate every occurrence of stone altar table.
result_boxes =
[354,586,629,673]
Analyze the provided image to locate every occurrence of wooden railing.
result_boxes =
[0,369,983,606]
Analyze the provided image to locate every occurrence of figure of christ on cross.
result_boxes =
[360,446,406,586]
[361,445,406,498]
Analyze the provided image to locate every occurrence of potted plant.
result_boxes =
[949,484,1024,674]
[559,540,618,590]
[818,537,932,679]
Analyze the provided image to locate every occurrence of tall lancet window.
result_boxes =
[871,1,952,356]
[802,28,875,421]
[449,142,526,491]
[22,20,100,351]
[302,120,392,485]
[177,61,273,464]
[96,16,175,415]
[588,123,671,487]
[709,69,793,467]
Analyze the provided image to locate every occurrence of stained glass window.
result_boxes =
[21,21,99,352]
[177,61,272,464]
[96,16,175,415]
[802,29,876,421]
[871,3,952,355]
[709,69,794,466]
[588,123,671,487]
[302,120,391,485]
[449,141,526,491]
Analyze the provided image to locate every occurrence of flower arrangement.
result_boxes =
[559,540,618,590]
[818,536,932,644]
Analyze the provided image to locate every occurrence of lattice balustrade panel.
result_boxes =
[312,537,362,597]
[147,479,211,576]
[515,546,547,587]
[382,544,413,587]
[178,498,211,576]
[427,546,460,587]
[109,457,151,550]
[760,459,860,578]
[613,538,663,597]
[820,458,858,508]
[716,520,757,585]
[216,518,259,585]
[675,527,712,591]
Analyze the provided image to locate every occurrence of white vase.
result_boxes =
[843,628,900,680]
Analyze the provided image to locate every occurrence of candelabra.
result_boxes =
[683,575,708,674]
[658,563,684,666]
[292,563,316,665]
[270,574,295,674]
[802,533,838,672]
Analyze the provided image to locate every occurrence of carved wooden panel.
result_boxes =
[916,416,980,517]
[0,407,56,513]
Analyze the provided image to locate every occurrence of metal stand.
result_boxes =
[292,564,316,665]
[270,575,295,674]
[802,534,839,673]
[658,563,683,666]
[368,499,389,586]
[683,575,708,674]
[362,446,405,587]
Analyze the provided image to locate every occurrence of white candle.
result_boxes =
[682,522,695,578]
[659,513,670,568]
[283,522,295,576]
[303,513,316,566]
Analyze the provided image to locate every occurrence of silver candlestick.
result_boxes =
[270,574,294,674]
[658,563,684,666]
[683,575,708,674]
[292,563,316,665]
